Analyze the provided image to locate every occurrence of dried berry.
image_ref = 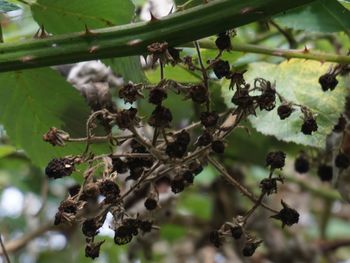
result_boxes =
[197,131,213,146]
[215,32,231,51]
[317,164,333,181]
[319,73,338,91]
[119,83,141,104]
[229,71,246,90]
[266,151,286,169]
[149,87,167,105]
[213,59,231,79]
[58,200,77,214]
[260,177,283,195]
[277,103,294,120]
[189,162,203,175]
[139,220,153,233]
[271,200,299,228]
[144,197,158,210]
[242,240,262,257]
[231,86,255,115]
[45,158,75,179]
[230,226,243,239]
[43,127,69,146]
[171,177,185,194]
[127,166,144,181]
[148,105,173,128]
[333,116,347,133]
[301,117,318,135]
[175,130,191,146]
[182,170,194,184]
[209,230,222,247]
[211,140,225,154]
[82,219,100,237]
[111,157,128,174]
[115,107,138,129]
[200,111,219,127]
[166,142,187,158]
[168,47,181,63]
[82,183,100,200]
[114,225,133,245]
[294,156,309,174]
[258,86,276,111]
[99,179,120,203]
[85,241,104,259]
[123,218,140,236]
[335,153,350,169]
[189,84,208,104]
[68,184,81,197]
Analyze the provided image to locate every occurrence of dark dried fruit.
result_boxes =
[82,219,99,237]
[99,179,120,203]
[115,107,138,129]
[139,220,153,233]
[189,162,203,175]
[182,170,194,184]
[148,105,173,128]
[209,230,222,247]
[231,86,255,115]
[242,240,262,257]
[200,111,219,127]
[85,241,104,260]
[277,103,294,120]
[144,197,158,210]
[294,156,309,174]
[149,87,167,105]
[260,177,283,195]
[215,32,231,51]
[171,177,185,194]
[319,73,338,91]
[266,151,286,169]
[68,184,81,197]
[271,200,299,228]
[197,131,213,146]
[175,130,191,146]
[189,84,208,104]
[317,164,333,181]
[114,225,133,245]
[230,226,243,239]
[58,199,77,214]
[45,158,75,179]
[258,86,276,111]
[82,183,100,200]
[119,83,141,104]
[112,157,129,174]
[335,153,350,169]
[229,71,246,90]
[213,59,231,79]
[301,117,318,135]
[166,142,187,158]
[211,140,225,154]
[168,47,181,63]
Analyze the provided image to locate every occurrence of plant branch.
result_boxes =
[0,0,316,72]
[0,234,10,263]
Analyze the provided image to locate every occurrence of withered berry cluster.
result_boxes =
[43,31,306,259]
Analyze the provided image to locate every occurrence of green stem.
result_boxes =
[0,0,315,72]
[192,40,350,64]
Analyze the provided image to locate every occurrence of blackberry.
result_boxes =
[144,197,158,210]
[260,178,281,195]
[99,179,120,203]
[271,200,299,228]
[258,87,276,111]
[175,130,191,146]
[213,59,230,79]
[182,170,194,184]
[209,230,222,247]
[230,226,243,239]
[301,117,318,135]
[171,177,185,194]
[266,151,286,169]
[149,87,167,105]
[82,219,99,237]
[200,111,219,127]
[166,142,187,158]
[82,183,100,200]
[85,241,104,260]
[242,241,262,257]
[45,158,75,179]
[317,164,333,182]
[189,84,208,104]
[231,87,254,108]
[168,47,181,63]
[111,157,129,174]
[277,103,293,120]
[189,162,203,175]
[335,153,350,169]
[294,156,309,173]
[211,140,225,154]
[197,131,213,146]
[215,32,231,51]
[114,225,133,245]
[319,73,338,91]
[148,105,173,128]
[58,200,77,214]
[139,220,153,232]
[119,83,140,104]
[68,184,81,197]
[115,107,138,129]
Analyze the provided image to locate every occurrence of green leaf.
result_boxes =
[339,0,350,10]
[31,0,135,34]
[0,68,91,167]
[177,191,212,220]
[174,0,203,9]
[103,56,145,83]
[0,145,16,158]
[222,59,349,148]
[0,0,19,13]
[275,0,350,33]
[160,224,187,242]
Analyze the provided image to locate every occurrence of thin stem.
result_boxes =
[194,41,210,111]
[0,234,10,263]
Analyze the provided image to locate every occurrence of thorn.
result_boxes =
[167,5,174,16]
[89,45,99,53]
[303,45,310,53]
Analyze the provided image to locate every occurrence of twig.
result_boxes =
[0,234,10,263]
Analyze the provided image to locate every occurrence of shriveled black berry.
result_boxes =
[242,241,262,257]
[319,73,338,91]
[189,162,203,175]
[123,218,140,236]
[81,183,100,200]
[277,104,294,120]
[171,177,185,194]
[335,153,350,169]
[197,131,213,146]
[130,139,147,153]
[211,140,225,154]
[200,111,219,127]
[333,116,347,133]
[144,197,158,210]
[82,219,99,237]
[266,151,286,169]
[58,200,77,214]
[189,84,208,104]
[168,47,181,63]
[99,179,120,203]
[257,86,276,111]
[175,130,191,146]
[114,225,133,245]
[215,32,231,51]
[301,117,318,135]
[230,226,243,239]
[209,230,222,247]
[111,157,129,174]
[148,105,173,128]
[294,156,309,174]
[260,178,281,195]
[317,164,333,181]
[139,220,153,233]
[115,107,138,129]
[127,166,144,181]
[213,60,230,79]
[68,184,81,197]
[45,158,75,179]
[271,200,299,228]
[119,83,140,104]
[231,87,254,109]
[182,170,194,184]
[85,241,104,260]
[149,87,167,105]
[166,141,187,158]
